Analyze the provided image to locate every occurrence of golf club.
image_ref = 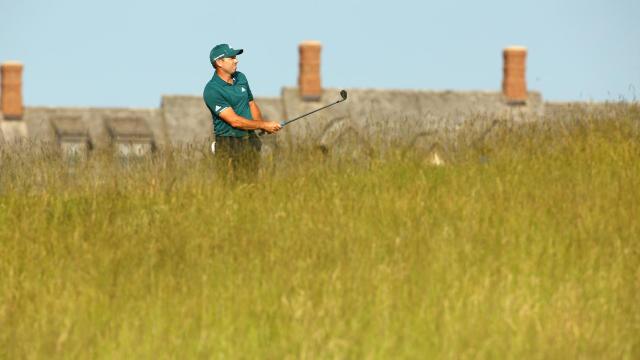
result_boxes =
[212,90,348,153]
[259,90,348,136]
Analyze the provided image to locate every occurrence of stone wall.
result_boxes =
[274,87,543,154]
[11,107,163,157]
[161,95,210,145]
[0,88,545,154]
[151,87,544,155]
[544,101,636,120]
[160,95,284,146]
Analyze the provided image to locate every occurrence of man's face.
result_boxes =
[216,56,238,74]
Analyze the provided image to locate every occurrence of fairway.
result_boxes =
[1,109,639,358]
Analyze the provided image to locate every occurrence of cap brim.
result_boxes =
[231,49,244,56]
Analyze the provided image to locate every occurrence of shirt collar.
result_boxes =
[213,71,236,86]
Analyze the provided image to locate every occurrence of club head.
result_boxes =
[340,90,348,101]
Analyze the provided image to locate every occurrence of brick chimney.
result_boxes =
[502,46,527,103]
[1,61,24,119]
[298,41,322,101]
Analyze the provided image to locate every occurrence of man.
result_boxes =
[203,43,281,181]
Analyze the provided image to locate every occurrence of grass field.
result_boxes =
[1,107,639,358]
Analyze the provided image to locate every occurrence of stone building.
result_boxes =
[0,42,543,156]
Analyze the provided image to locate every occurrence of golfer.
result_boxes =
[203,43,281,180]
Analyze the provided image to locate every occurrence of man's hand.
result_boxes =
[261,121,282,134]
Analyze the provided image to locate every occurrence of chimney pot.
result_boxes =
[502,46,527,103]
[298,41,322,101]
[1,61,24,119]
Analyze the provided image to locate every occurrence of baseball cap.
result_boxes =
[209,44,244,63]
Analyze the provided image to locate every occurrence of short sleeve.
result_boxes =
[246,83,254,102]
[204,87,231,116]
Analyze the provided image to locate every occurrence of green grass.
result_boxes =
[1,108,639,358]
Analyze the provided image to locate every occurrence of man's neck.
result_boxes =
[216,69,234,84]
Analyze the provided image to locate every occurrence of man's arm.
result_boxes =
[249,100,264,121]
[219,107,281,133]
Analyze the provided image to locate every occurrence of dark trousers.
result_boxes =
[214,134,262,182]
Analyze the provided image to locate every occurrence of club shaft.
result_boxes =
[283,99,344,126]
[258,93,346,136]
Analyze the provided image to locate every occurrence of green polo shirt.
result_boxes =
[203,71,255,137]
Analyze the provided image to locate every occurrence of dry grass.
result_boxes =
[1,106,639,358]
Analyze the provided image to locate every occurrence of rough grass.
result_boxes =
[1,108,639,359]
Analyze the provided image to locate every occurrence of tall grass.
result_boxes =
[1,108,639,358]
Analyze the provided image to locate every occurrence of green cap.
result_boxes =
[209,44,243,63]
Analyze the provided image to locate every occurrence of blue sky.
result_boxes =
[1,0,638,107]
